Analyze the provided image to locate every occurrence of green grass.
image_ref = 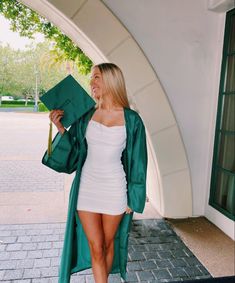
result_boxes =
[0,104,34,108]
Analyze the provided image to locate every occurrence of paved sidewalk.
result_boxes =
[0,112,212,282]
[0,112,67,224]
[0,219,211,282]
[0,160,64,192]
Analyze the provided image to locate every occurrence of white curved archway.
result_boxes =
[20,0,192,218]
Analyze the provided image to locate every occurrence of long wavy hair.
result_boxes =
[92,63,130,109]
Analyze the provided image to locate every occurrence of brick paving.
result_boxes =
[0,219,211,282]
[0,112,49,160]
[0,113,212,282]
[0,161,64,192]
[0,112,67,224]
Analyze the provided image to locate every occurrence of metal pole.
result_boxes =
[34,66,38,112]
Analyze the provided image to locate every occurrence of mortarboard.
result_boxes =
[40,74,96,155]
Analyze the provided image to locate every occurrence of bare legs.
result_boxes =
[102,213,124,274]
[78,211,124,283]
[78,212,106,282]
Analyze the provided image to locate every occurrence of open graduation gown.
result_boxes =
[42,106,148,282]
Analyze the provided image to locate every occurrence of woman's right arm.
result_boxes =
[41,110,80,174]
[49,109,65,135]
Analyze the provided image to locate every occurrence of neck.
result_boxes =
[98,95,120,111]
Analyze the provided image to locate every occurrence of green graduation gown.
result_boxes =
[42,106,148,282]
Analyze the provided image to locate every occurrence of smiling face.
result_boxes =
[90,63,130,109]
[90,66,105,100]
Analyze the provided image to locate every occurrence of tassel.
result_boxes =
[48,121,53,156]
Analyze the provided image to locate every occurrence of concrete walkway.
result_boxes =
[0,112,68,224]
[0,112,232,282]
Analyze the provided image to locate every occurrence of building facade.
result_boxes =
[20,0,235,240]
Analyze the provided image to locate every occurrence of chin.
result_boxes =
[93,93,101,100]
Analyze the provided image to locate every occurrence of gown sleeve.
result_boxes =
[41,121,80,174]
[127,117,148,213]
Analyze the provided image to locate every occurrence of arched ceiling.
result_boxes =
[20,0,193,218]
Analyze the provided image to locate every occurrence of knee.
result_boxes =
[105,238,114,252]
[89,241,105,261]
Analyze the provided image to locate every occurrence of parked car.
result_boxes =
[1,96,14,101]
[17,98,34,102]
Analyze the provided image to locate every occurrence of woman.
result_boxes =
[42,63,148,283]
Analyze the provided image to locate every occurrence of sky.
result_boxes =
[0,14,44,50]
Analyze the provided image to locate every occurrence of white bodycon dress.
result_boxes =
[77,119,127,215]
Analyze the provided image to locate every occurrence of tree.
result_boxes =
[0,0,93,75]
[0,45,22,97]
[0,41,91,99]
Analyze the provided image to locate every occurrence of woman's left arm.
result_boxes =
[127,118,148,213]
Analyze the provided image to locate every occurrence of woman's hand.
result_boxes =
[49,110,65,135]
[125,206,133,214]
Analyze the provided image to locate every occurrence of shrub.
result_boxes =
[0,100,34,105]
[38,102,49,112]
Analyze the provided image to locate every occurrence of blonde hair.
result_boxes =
[92,63,130,108]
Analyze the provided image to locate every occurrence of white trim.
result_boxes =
[208,0,235,12]
[205,205,235,240]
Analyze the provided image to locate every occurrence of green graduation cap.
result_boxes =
[40,74,96,155]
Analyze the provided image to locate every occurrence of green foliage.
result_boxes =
[0,0,93,75]
[1,100,34,105]
[0,41,91,99]
[38,102,48,112]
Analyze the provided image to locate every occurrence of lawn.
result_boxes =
[0,104,34,108]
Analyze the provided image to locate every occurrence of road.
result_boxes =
[0,112,68,224]
[0,107,34,112]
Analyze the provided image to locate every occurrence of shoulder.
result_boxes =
[125,107,145,127]
[71,106,95,131]
[78,106,96,122]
